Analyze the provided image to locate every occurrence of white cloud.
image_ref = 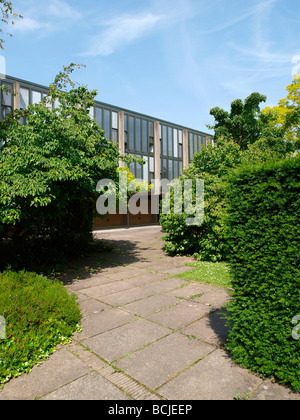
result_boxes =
[11,17,51,32]
[83,12,165,56]
[46,0,82,20]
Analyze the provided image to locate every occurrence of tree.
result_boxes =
[262,77,300,147]
[0,0,22,50]
[160,139,242,261]
[208,92,267,150]
[0,64,120,269]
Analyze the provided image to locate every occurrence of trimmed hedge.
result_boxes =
[224,155,300,391]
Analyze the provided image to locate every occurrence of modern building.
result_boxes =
[0,75,212,228]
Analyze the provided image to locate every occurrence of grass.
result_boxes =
[0,270,81,385]
[176,261,232,289]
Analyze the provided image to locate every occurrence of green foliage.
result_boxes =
[208,92,267,150]
[0,270,81,384]
[262,77,300,146]
[160,140,242,262]
[176,261,232,289]
[0,0,22,50]
[224,156,300,391]
[161,99,297,263]
[0,64,120,270]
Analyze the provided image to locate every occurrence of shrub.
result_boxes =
[0,270,81,385]
[0,65,120,270]
[160,140,242,261]
[224,155,300,391]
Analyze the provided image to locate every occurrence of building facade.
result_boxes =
[0,75,212,228]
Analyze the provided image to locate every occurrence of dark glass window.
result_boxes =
[162,159,167,179]
[1,83,12,119]
[128,116,134,150]
[103,109,110,139]
[135,118,141,152]
[168,127,173,156]
[162,125,167,156]
[142,119,148,153]
[95,107,102,126]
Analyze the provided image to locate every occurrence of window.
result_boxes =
[179,161,183,176]
[1,83,12,119]
[143,156,148,182]
[173,129,178,158]
[174,160,179,179]
[95,107,102,126]
[20,87,29,110]
[136,154,142,179]
[135,118,141,152]
[111,112,118,143]
[103,109,110,139]
[162,125,167,156]
[142,120,148,153]
[128,116,134,151]
[124,114,128,150]
[32,90,42,104]
[112,112,118,129]
[189,133,194,161]
[168,160,173,180]
[162,159,167,179]
[149,121,154,153]
[89,106,95,119]
[194,134,198,153]
[149,156,154,173]
[179,144,183,159]
[168,127,173,156]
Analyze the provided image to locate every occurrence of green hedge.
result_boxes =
[224,155,300,391]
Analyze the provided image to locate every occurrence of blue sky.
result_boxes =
[2,0,300,132]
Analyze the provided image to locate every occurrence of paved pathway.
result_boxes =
[1,226,299,400]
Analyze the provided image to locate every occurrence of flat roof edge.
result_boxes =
[2,74,212,136]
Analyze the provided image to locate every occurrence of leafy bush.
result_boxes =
[224,156,300,391]
[0,270,81,384]
[160,140,242,261]
[0,65,120,270]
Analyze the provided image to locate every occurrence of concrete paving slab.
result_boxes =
[193,287,231,309]
[181,309,230,346]
[83,319,172,363]
[98,286,155,307]
[141,278,185,295]
[122,294,181,317]
[68,275,118,292]
[115,333,214,390]
[157,349,263,400]
[79,298,109,317]
[0,348,92,400]
[124,272,169,287]
[160,266,198,275]
[77,308,137,340]
[106,269,142,281]
[147,301,212,330]
[167,283,215,299]
[252,380,300,401]
[78,280,133,299]
[42,372,132,400]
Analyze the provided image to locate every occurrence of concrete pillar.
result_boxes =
[118,110,125,167]
[154,121,161,195]
[183,129,189,170]
[13,81,20,110]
